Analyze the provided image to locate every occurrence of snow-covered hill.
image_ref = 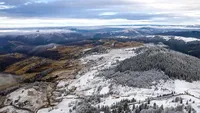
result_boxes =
[37,45,200,113]
[1,44,200,113]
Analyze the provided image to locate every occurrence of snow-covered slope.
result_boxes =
[147,35,200,43]
[38,45,200,113]
[2,45,200,113]
[38,46,141,113]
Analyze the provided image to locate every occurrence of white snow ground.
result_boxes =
[4,87,48,112]
[0,106,30,113]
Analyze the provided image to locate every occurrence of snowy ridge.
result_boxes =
[147,35,200,42]
[173,36,200,42]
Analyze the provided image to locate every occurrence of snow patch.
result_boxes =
[100,86,110,95]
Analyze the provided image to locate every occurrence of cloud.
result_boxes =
[0,2,5,5]
[0,2,15,10]
[0,17,151,28]
[0,0,200,27]
[0,0,30,5]
[1,16,197,28]
[99,12,118,16]
[0,5,15,10]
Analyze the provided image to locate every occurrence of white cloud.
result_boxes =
[0,5,15,9]
[24,2,31,5]
[0,17,156,28]
[1,0,200,27]
[124,0,200,10]
[0,2,15,9]
[99,12,118,16]
[34,0,49,4]
[0,2,5,5]
[1,16,198,28]
[102,0,200,19]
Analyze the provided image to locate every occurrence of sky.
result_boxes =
[0,0,200,28]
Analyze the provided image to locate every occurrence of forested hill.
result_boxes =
[116,47,200,82]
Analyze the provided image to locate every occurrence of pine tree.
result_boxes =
[132,104,135,111]
[180,98,183,104]
[153,103,157,109]
[147,99,151,104]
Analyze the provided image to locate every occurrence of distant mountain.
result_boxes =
[93,29,141,39]
[0,32,90,55]
[1,27,200,60]
[5,32,87,45]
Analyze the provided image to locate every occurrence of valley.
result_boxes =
[1,26,200,113]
